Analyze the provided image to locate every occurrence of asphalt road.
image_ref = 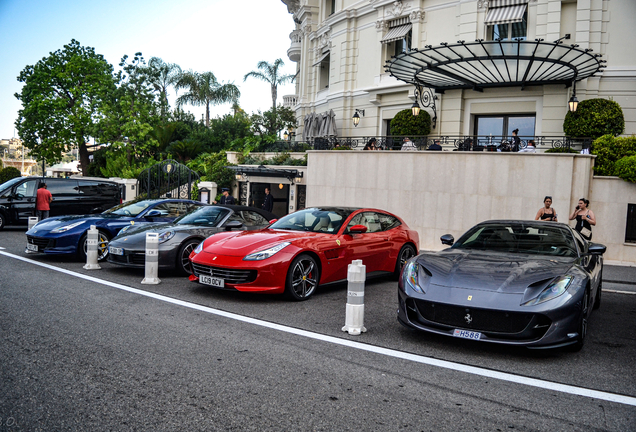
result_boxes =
[1,227,635,431]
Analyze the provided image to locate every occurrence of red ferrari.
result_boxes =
[188,207,420,300]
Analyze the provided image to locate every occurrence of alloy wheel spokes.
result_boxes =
[292,260,317,297]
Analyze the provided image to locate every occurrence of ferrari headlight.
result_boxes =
[403,261,424,294]
[523,275,573,306]
[158,230,175,243]
[51,221,84,233]
[243,242,291,261]
[193,241,204,255]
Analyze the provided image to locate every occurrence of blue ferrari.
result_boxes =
[25,199,204,261]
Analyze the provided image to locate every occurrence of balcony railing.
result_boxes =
[283,94,299,108]
[265,135,593,152]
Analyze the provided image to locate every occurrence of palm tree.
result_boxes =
[243,59,294,112]
[147,57,182,112]
[175,71,240,127]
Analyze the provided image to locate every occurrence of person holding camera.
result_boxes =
[569,198,596,240]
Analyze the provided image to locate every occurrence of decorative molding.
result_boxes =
[409,10,425,23]
[302,21,313,36]
[376,19,389,32]
[282,0,301,14]
[388,1,404,17]
[477,1,489,9]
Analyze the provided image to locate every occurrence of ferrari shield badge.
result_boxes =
[467,295,472,301]
[336,240,341,246]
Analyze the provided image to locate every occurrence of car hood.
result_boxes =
[201,228,319,257]
[112,222,216,240]
[416,249,576,294]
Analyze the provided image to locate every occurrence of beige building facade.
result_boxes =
[281,0,636,141]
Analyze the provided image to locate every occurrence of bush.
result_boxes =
[592,135,636,176]
[563,98,625,138]
[0,167,21,183]
[614,155,636,183]
[389,109,431,137]
[544,147,579,153]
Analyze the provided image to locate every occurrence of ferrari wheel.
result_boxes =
[177,239,200,275]
[78,230,110,262]
[393,244,417,279]
[285,254,320,301]
[569,288,590,352]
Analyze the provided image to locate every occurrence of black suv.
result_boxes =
[0,177,122,229]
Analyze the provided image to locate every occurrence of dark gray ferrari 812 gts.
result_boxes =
[107,205,276,274]
[398,220,606,351]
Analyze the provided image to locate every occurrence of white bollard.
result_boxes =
[141,232,161,284]
[342,259,367,336]
[28,216,39,230]
[83,225,101,270]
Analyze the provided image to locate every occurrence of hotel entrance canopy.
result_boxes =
[385,39,605,92]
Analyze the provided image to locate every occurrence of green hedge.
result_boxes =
[0,167,21,183]
[563,98,624,139]
[614,155,636,183]
[592,135,636,176]
[390,108,431,136]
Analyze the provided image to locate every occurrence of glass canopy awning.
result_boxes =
[385,39,605,92]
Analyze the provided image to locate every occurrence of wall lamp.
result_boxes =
[235,172,247,181]
[568,81,578,113]
[352,109,365,127]
[294,171,304,183]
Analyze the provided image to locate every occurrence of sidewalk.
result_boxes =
[603,264,636,287]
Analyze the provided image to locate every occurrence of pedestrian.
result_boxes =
[511,129,521,152]
[569,198,596,240]
[262,187,273,212]
[535,196,558,222]
[427,139,442,151]
[213,188,236,205]
[36,182,52,220]
[363,138,377,150]
[401,137,417,151]
[519,139,536,153]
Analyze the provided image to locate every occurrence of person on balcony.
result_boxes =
[519,140,536,153]
[363,138,377,150]
[511,129,521,152]
[401,137,417,151]
[427,140,442,151]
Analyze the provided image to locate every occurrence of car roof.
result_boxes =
[213,204,277,220]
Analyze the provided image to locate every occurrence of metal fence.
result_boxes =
[265,135,593,152]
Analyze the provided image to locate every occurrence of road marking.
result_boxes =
[2,250,636,407]
[605,289,636,295]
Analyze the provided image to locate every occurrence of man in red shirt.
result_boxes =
[36,182,53,220]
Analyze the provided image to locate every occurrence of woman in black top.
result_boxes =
[511,129,521,152]
[569,198,596,240]
[535,196,558,222]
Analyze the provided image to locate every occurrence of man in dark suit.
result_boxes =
[262,187,274,212]
[428,140,442,151]
[214,188,236,205]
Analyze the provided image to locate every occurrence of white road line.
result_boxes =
[605,289,636,295]
[2,250,636,407]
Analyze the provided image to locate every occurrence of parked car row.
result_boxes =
[17,190,606,352]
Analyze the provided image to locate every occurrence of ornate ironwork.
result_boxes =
[137,159,199,200]
[414,85,438,128]
[260,136,592,152]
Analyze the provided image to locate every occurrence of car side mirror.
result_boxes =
[146,210,162,218]
[225,220,243,231]
[588,243,606,255]
[349,224,368,234]
[441,234,454,246]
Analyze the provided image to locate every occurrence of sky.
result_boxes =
[0,0,297,140]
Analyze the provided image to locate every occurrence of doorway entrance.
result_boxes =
[249,182,289,218]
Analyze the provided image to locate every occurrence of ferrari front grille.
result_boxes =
[191,263,257,284]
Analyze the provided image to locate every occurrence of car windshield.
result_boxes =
[0,176,26,193]
[270,208,355,233]
[453,222,578,257]
[103,200,156,217]
[175,206,230,226]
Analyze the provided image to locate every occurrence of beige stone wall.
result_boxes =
[589,176,636,265]
[306,150,636,264]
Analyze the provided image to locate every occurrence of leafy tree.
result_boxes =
[175,71,240,128]
[207,111,253,152]
[146,57,182,120]
[0,167,21,183]
[99,153,157,179]
[147,123,178,155]
[250,105,297,137]
[243,59,294,112]
[187,151,236,190]
[614,155,636,183]
[85,147,109,177]
[591,134,636,176]
[563,98,625,138]
[14,39,115,175]
[389,109,431,136]
[94,53,161,165]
